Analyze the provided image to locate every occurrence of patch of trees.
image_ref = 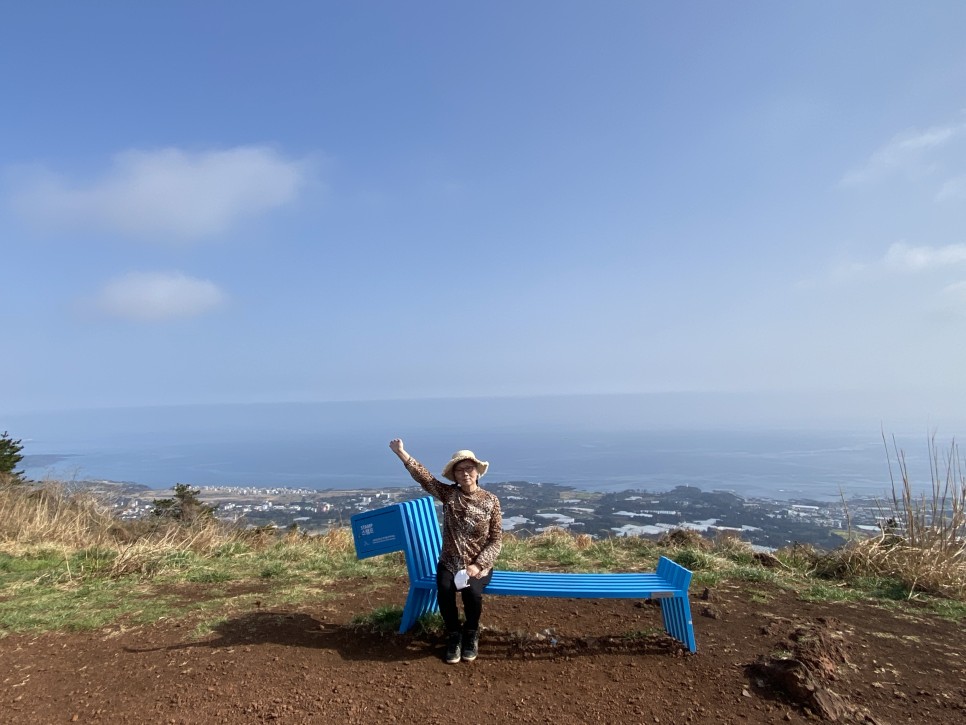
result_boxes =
[0,431,25,483]
[151,483,217,523]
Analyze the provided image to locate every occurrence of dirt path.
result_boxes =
[2,577,964,724]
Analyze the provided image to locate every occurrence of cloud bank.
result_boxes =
[883,242,966,272]
[10,146,311,240]
[94,272,227,321]
[840,122,965,187]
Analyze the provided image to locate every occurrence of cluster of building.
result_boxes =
[91,478,900,550]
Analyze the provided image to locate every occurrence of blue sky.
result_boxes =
[3,2,966,427]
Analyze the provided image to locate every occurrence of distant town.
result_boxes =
[64,478,902,551]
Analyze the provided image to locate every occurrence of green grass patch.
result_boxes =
[414,611,444,636]
[185,568,235,584]
[0,579,178,632]
[799,581,864,603]
[259,561,288,579]
[351,605,403,633]
[926,598,966,620]
[351,606,443,637]
[851,576,913,600]
[191,615,229,639]
[725,563,781,584]
[691,570,722,587]
[669,548,717,571]
[214,542,251,557]
[622,627,661,640]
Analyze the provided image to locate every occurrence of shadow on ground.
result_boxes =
[125,609,687,663]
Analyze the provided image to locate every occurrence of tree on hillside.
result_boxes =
[151,483,217,523]
[0,431,25,482]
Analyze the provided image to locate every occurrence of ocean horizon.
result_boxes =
[12,400,951,502]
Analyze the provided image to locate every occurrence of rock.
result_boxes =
[700,606,719,620]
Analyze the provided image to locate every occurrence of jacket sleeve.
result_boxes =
[473,496,503,571]
[404,457,450,501]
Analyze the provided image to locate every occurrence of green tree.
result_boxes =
[0,431,25,482]
[151,483,217,523]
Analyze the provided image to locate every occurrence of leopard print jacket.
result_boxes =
[404,457,503,575]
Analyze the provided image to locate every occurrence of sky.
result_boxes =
[3,2,966,430]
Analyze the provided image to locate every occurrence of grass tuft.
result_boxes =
[821,436,966,599]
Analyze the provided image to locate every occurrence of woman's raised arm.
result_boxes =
[389,438,411,464]
[390,438,447,499]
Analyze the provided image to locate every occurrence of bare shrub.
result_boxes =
[531,526,576,546]
[711,530,756,562]
[658,528,711,551]
[775,543,825,573]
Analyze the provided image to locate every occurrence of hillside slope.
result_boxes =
[2,576,963,724]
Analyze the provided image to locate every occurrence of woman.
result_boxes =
[389,438,502,664]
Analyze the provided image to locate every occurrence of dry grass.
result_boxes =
[829,436,966,599]
[0,479,400,586]
[0,480,245,577]
[658,528,711,551]
[0,480,120,548]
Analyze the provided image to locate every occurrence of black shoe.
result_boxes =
[444,631,462,664]
[461,628,479,662]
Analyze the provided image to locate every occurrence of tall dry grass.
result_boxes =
[0,478,242,577]
[834,436,966,598]
[0,478,119,547]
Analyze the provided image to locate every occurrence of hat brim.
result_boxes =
[441,454,489,481]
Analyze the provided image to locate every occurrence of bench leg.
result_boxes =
[659,595,697,653]
[399,585,438,634]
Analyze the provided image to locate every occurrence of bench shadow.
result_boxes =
[123,610,438,663]
[124,610,687,663]
[476,628,685,661]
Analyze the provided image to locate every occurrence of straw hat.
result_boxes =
[441,450,489,481]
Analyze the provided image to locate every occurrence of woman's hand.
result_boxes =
[389,439,410,463]
[467,564,482,578]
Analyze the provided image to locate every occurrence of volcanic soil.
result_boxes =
[2,576,964,724]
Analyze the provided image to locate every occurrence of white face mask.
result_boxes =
[454,569,470,590]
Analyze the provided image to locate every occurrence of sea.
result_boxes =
[10,400,956,502]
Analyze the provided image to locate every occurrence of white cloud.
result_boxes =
[840,122,965,187]
[937,175,966,202]
[94,271,227,321]
[882,242,966,272]
[810,242,966,287]
[10,146,312,240]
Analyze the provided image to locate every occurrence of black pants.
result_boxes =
[436,564,493,633]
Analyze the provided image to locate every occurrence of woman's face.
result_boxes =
[454,461,480,489]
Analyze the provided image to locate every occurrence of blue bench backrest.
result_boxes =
[351,497,441,582]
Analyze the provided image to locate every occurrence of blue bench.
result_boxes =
[351,496,696,653]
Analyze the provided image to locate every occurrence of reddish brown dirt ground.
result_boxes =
[2,577,964,724]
